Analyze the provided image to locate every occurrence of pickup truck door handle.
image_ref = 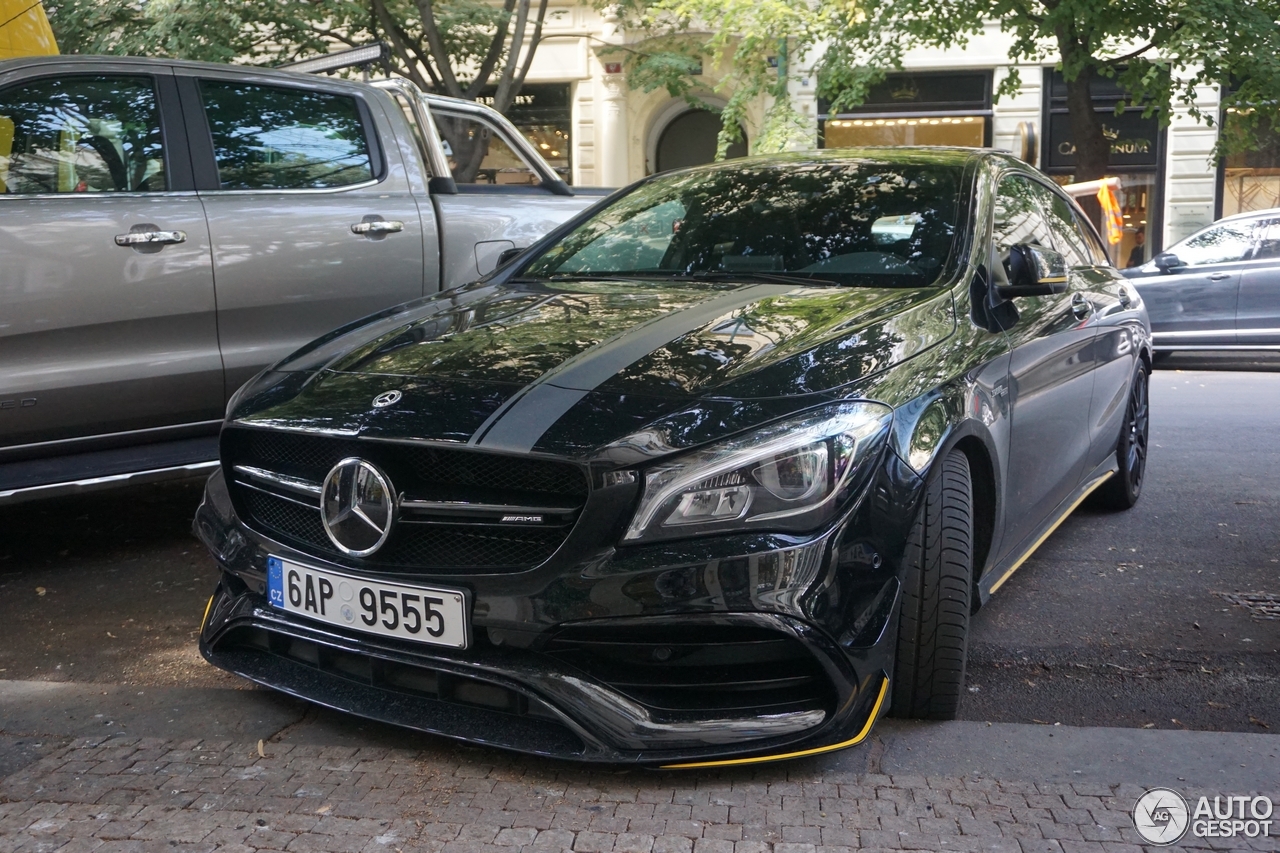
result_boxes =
[1208,272,1232,281]
[1070,293,1093,320]
[114,229,186,247]
[351,220,405,236]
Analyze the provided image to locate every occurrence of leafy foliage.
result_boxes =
[45,0,548,113]
[614,0,1280,179]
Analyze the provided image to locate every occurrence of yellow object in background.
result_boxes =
[0,115,13,192]
[0,0,59,59]
[1097,182,1124,245]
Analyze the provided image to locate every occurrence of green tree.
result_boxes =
[617,0,1280,184]
[45,0,550,178]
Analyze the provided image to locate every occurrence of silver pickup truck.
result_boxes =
[0,55,609,504]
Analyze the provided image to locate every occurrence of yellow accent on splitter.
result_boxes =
[660,676,889,769]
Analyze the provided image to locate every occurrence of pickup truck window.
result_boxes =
[433,110,542,187]
[199,81,374,191]
[0,75,166,194]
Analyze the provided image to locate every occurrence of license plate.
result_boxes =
[267,556,469,649]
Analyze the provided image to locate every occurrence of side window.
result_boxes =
[992,174,1056,254]
[1039,188,1097,268]
[0,75,166,194]
[1172,222,1255,266]
[433,110,541,186]
[1251,220,1280,261]
[199,81,374,190]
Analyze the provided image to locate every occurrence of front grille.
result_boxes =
[236,430,587,502]
[544,624,835,716]
[223,428,589,573]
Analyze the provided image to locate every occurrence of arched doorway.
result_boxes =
[654,109,747,173]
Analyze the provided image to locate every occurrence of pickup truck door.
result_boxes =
[181,71,431,398]
[0,66,223,450]
[428,102,601,287]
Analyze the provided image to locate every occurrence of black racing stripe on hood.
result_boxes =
[469,284,785,453]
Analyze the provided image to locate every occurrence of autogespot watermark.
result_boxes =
[1133,788,1275,845]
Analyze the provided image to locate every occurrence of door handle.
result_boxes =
[1070,293,1093,320]
[351,219,405,235]
[114,229,186,247]
[1208,272,1231,281]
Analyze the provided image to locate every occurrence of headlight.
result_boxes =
[623,402,894,543]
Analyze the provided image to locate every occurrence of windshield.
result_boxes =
[522,160,965,288]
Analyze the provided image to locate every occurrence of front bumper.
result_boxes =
[196,461,914,765]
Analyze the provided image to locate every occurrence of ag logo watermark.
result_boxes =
[1133,789,1189,845]
[1134,788,1275,845]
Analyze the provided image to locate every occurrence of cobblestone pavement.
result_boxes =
[2,736,1277,853]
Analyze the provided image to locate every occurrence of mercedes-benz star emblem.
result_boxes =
[320,458,396,557]
[372,390,402,408]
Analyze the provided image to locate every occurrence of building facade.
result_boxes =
[508,10,1276,264]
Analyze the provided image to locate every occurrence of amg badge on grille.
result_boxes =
[320,458,397,556]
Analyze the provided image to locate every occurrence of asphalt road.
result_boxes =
[0,364,1276,752]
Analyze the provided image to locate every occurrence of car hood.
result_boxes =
[231,278,954,460]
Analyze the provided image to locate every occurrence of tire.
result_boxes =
[890,449,973,720]
[1095,361,1150,511]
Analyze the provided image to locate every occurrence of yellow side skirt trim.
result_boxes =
[988,471,1114,594]
[660,676,890,769]
[201,594,215,631]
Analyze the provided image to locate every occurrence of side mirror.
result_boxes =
[496,247,525,268]
[1153,252,1182,272]
[996,244,1069,298]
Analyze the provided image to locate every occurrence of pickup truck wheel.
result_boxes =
[891,449,973,720]
[1095,361,1150,511]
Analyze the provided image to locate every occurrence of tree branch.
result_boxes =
[465,0,518,99]
[512,0,549,93]
[415,0,462,95]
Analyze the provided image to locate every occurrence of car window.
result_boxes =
[199,81,374,190]
[552,200,687,273]
[1040,188,1097,267]
[0,75,166,194]
[992,174,1056,255]
[1252,220,1280,261]
[1170,221,1255,266]
[432,109,542,186]
[523,161,963,288]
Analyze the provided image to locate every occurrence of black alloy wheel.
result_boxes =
[890,449,973,720]
[1096,361,1150,510]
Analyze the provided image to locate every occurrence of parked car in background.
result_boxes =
[196,148,1152,765]
[1122,207,1280,353]
[0,54,607,505]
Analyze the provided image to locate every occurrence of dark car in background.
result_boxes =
[1122,207,1280,353]
[195,148,1152,765]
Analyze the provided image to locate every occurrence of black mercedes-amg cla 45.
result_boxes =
[195,148,1152,766]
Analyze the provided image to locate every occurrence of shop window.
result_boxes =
[476,83,572,183]
[433,110,542,186]
[819,71,993,151]
[824,115,985,148]
[1042,70,1164,264]
[1221,110,1280,217]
